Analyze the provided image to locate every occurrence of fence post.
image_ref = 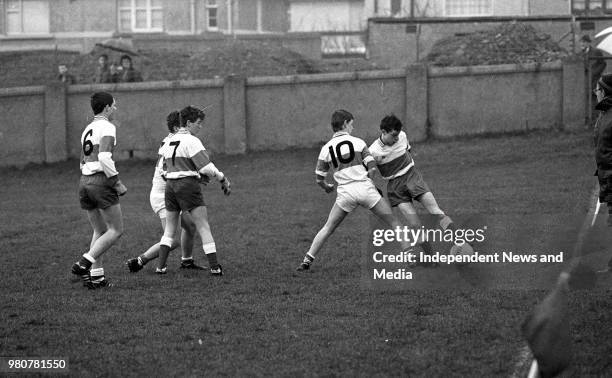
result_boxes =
[44,83,68,163]
[223,75,247,154]
[405,63,428,141]
[562,57,586,130]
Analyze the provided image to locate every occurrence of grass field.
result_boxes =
[1,129,611,377]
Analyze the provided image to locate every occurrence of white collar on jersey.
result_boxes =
[93,115,109,121]
[332,131,349,138]
[176,128,190,134]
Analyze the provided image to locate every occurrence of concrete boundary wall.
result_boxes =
[428,61,571,137]
[0,59,585,167]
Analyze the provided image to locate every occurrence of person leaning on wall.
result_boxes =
[57,63,76,84]
[93,54,114,83]
[113,54,143,83]
[581,35,607,98]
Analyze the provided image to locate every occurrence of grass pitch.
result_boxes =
[1,130,611,376]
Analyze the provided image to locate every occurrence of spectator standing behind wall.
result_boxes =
[57,64,76,84]
[93,54,114,83]
[581,35,607,95]
[114,54,143,83]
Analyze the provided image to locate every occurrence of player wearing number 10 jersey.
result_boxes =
[71,91,127,289]
[296,109,411,271]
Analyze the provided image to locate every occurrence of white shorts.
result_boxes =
[335,181,382,213]
[149,186,166,218]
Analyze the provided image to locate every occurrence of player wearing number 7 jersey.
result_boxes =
[71,91,126,289]
[296,109,412,271]
[156,105,231,276]
[125,110,206,274]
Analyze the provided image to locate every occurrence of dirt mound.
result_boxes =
[0,40,381,88]
[425,22,571,67]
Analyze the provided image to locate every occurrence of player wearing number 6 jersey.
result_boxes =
[156,105,231,276]
[71,91,126,289]
[296,109,412,271]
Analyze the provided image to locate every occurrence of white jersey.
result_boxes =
[161,130,212,180]
[315,131,375,186]
[368,131,414,180]
[151,133,173,191]
[80,117,117,176]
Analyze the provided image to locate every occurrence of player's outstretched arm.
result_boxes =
[220,176,231,196]
[199,162,231,196]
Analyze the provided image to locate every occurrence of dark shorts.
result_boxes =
[165,177,205,212]
[387,168,431,207]
[78,173,120,210]
[597,169,612,203]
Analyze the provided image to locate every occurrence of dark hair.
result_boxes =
[598,74,612,96]
[90,92,114,115]
[379,114,403,132]
[179,105,205,127]
[120,54,132,64]
[581,35,592,43]
[166,110,180,133]
[98,54,108,60]
[330,109,354,132]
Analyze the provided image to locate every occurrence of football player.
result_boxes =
[155,105,231,276]
[126,110,206,274]
[296,109,412,271]
[71,91,127,289]
[369,114,471,263]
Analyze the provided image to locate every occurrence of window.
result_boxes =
[206,0,218,30]
[5,0,49,35]
[321,32,366,57]
[444,0,492,17]
[119,0,163,32]
[572,0,612,14]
